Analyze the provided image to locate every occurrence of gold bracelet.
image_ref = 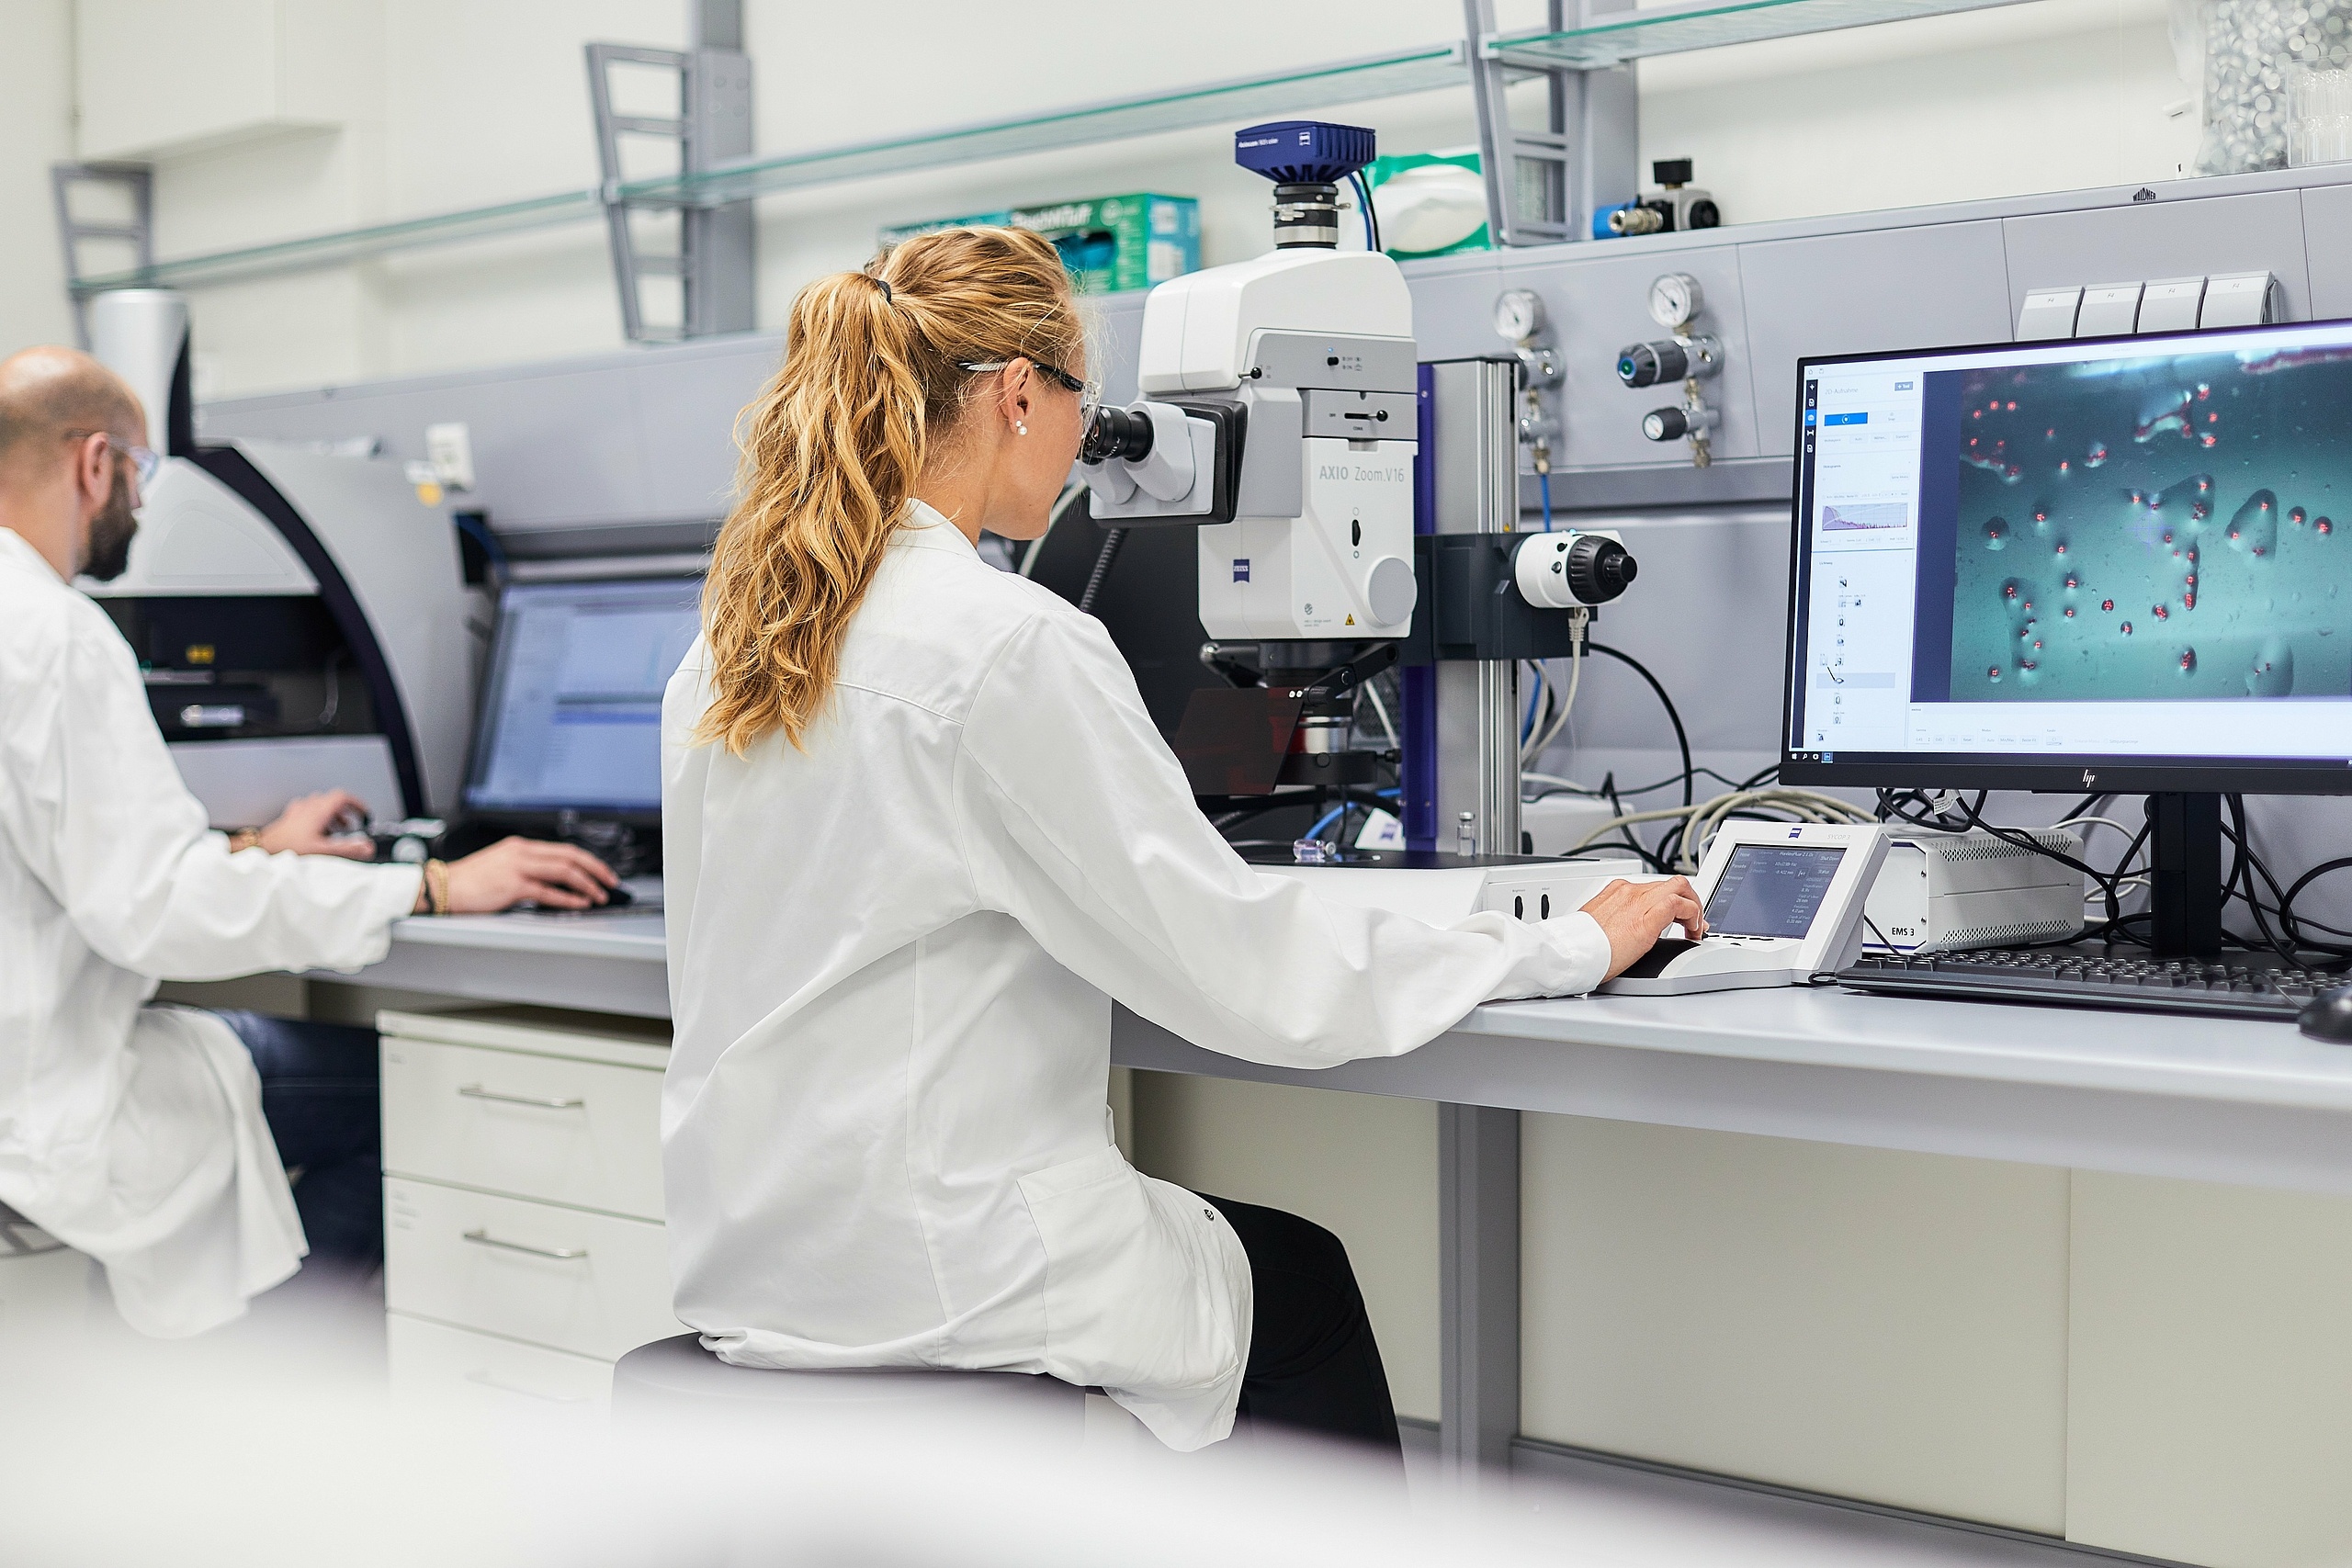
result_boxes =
[227,829,264,854]
[424,858,451,917]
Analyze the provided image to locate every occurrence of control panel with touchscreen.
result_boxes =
[1602,823,1887,997]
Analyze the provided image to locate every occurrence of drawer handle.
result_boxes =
[464,1369,596,1404]
[462,1227,588,1261]
[458,1084,585,1110]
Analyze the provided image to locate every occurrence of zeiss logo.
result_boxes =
[1788,827,1804,839]
[1232,559,1251,582]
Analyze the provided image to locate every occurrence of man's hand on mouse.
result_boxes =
[254,790,378,859]
[1580,876,1707,980]
[440,836,617,913]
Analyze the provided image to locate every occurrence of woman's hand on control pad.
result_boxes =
[444,837,618,913]
[1580,876,1706,980]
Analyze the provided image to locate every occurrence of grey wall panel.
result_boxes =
[2000,189,2312,327]
[201,361,660,534]
[2301,184,2352,321]
[1737,221,2014,459]
[1403,258,1507,364]
[621,336,778,527]
[1549,508,1792,757]
[1501,242,1759,470]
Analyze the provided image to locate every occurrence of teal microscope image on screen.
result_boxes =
[1923,343,2352,704]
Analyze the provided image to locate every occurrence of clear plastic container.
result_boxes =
[2183,0,2352,174]
[2289,61,2352,164]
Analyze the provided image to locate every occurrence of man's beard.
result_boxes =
[79,462,140,582]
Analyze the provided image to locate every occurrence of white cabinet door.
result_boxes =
[381,1037,664,1221]
[385,1179,684,1361]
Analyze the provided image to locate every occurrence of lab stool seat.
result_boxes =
[611,1333,1086,1440]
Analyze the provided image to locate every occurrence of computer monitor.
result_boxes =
[1780,315,2352,953]
[463,577,703,821]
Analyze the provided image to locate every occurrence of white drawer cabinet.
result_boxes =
[382,1035,664,1219]
[386,1311,614,1413]
[379,1008,684,1389]
[385,1178,683,1360]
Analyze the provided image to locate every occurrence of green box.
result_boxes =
[1008,194,1199,295]
[876,209,1012,248]
[877,194,1201,295]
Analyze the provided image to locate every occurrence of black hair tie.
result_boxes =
[868,275,894,304]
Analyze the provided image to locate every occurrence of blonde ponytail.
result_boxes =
[696,226,1082,754]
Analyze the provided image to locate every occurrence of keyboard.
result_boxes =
[1838,947,2342,1021]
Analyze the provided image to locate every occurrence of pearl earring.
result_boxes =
[1015,421,1028,435]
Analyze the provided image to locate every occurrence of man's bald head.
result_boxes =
[0,347,145,489]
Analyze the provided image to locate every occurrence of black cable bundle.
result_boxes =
[1077,527,1127,615]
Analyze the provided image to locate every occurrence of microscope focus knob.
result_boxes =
[1366,555,1417,627]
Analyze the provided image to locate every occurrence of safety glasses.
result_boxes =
[956,357,1097,423]
[62,430,162,490]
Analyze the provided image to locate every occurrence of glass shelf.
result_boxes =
[72,4,2054,296]
[72,187,607,294]
[70,44,1464,295]
[640,45,1465,208]
[1487,0,2041,71]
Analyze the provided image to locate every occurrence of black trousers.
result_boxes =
[1200,1193,1403,1465]
[213,1010,384,1267]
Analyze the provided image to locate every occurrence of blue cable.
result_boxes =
[1521,670,1543,743]
[1538,469,1553,531]
[1309,789,1400,844]
[1349,171,1379,252]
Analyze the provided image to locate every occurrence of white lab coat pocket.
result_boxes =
[1018,1145,1241,1398]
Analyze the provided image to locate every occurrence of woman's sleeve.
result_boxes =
[951,608,1611,1070]
[1,610,423,981]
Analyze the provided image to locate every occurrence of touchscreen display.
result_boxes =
[1702,845,1844,938]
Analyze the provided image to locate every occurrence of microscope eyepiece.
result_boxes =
[1081,404,1156,466]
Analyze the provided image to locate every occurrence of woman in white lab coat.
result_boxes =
[660,227,1702,1455]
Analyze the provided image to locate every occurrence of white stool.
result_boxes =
[611,1334,1086,1441]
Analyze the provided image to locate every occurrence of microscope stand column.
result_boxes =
[1426,358,1523,859]
[1424,356,1526,1487]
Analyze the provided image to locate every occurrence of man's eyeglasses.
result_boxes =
[62,430,162,490]
[956,357,1096,422]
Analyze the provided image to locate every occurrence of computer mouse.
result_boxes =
[602,881,635,908]
[2297,986,2352,1043]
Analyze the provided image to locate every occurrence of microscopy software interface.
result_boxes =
[1789,321,2352,766]
[467,578,703,814]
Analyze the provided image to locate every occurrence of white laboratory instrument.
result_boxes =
[1601,821,1889,996]
[1080,120,1419,644]
[1253,849,1661,928]
[83,291,473,824]
[1860,828,2086,953]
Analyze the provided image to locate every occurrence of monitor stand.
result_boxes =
[2147,793,2223,957]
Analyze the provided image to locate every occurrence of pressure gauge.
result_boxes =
[1492,288,1546,344]
[1647,272,1702,330]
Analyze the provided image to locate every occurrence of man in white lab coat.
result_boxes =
[0,346,614,1336]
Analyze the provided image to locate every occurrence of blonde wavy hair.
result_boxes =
[695,226,1084,754]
